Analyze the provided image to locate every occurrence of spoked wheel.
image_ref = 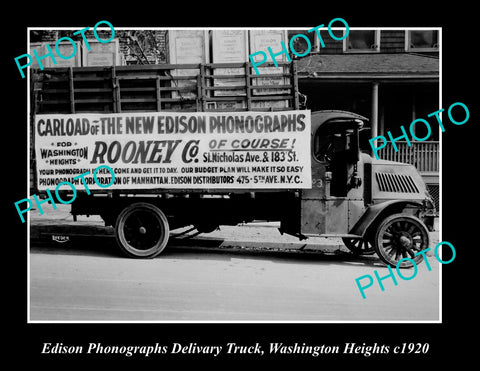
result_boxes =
[342,237,375,255]
[115,202,170,258]
[374,213,429,268]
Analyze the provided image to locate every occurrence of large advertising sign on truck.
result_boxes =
[34,110,312,190]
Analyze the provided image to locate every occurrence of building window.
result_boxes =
[344,30,380,53]
[406,30,439,51]
[288,30,316,55]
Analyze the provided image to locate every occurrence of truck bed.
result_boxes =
[30,62,301,195]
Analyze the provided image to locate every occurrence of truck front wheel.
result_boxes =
[342,237,375,255]
[115,202,170,258]
[373,213,429,268]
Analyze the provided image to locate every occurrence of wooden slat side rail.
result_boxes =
[33,62,297,114]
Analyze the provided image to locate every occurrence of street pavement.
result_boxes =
[28,205,441,322]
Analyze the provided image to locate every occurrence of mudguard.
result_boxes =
[350,200,423,238]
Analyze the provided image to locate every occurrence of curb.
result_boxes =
[30,219,439,257]
[29,222,348,254]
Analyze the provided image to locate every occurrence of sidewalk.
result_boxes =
[29,204,439,255]
[29,204,350,254]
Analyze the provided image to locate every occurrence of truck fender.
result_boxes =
[350,200,423,238]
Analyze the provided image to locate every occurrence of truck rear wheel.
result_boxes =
[115,202,170,258]
[373,213,429,268]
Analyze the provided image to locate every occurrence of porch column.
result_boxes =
[371,82,379,138]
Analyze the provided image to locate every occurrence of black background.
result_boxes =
[6,4,475,366]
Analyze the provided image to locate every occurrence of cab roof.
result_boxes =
[311,110,368,133]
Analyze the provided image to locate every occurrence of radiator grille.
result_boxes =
[375,172,419,193]
[427,183,439,211]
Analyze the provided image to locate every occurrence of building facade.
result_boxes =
[290,28,439,208]
[30,27,440,209]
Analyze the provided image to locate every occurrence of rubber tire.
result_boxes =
[373,213,429,268]
[342,237,376,255]
[115,202,170,258]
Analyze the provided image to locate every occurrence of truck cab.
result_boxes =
[295,110,435,267]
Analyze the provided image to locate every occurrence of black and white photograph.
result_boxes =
[26,24,442,323]
[6,7,474,365]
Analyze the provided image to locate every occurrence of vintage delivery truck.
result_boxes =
[30,61,436,268]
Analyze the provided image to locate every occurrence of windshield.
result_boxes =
[314,124,358,163]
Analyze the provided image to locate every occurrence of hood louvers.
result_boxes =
[375,172,419,193]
